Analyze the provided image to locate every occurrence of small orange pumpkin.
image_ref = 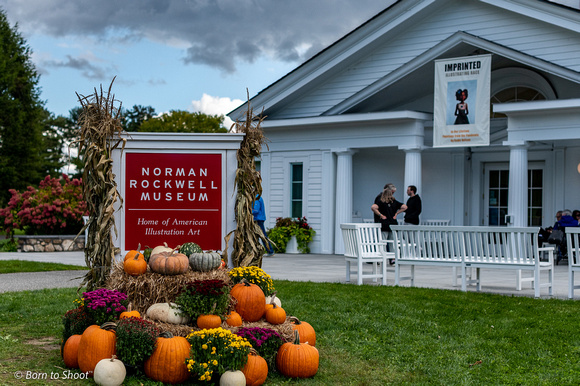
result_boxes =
[123,254,147,276]
[225,311,243,327]
[241,348,268,386]
[289,316,316,346]
[144,332,190,384]
[276,330,319,379]
[124,243,143,261]
[265,304,286,325]
[197,314,222,329]
[230,279,266,322]
[62,334,82,369]
[120,304,141,319]
[77,322,117,376]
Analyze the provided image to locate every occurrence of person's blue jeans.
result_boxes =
[256,220,274,253]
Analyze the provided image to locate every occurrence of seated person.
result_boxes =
[573,210,580,224]
[554,209,580,263]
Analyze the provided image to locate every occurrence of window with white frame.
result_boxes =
[290,163,303,218]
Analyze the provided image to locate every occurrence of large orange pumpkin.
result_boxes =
[149,250,189,275]
[62,334,82,369]
[144,332,190,384]
[289,316,316,346]
[230,280,265,322]
[276,330,319,379]
[77,323,117,376]
[242,348,268,386]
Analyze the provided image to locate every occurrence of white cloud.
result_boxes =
[190,93,243,130]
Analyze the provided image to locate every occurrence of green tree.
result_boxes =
[45,108,83,178]
[138,110,227,133]
[0,9,46,206]
[123,104,156,132]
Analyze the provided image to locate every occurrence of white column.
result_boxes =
[505,141,528,227]
[334,149,355,254]
[401,147,422,195]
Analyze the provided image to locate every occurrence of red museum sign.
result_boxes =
[124,152,222,251]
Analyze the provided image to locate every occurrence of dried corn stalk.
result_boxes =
[75,78,126,290]
[224,93,270,268]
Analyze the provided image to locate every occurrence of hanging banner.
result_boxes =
[433,54,491,147]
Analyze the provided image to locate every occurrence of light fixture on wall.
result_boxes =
[578,162,580,174]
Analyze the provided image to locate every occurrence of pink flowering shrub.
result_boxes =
[0,174,87,235]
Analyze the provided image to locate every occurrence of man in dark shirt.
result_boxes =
[404,185,422,225]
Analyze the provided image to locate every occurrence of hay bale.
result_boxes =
[106,261,231,314]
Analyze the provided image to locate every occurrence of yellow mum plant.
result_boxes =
[185,327,252,382]
[228,266,275,296]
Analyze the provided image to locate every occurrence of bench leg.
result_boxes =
[534,267,540,298]
[410,265,415,286]
[346,260,351,283]
[382,259,387,286]
[395,264,400,285]
[569,269,575,299]
[475,268,481,292]
[357,259,363,285]
[461,265,467,292]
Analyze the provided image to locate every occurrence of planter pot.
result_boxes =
[285,236,299,254]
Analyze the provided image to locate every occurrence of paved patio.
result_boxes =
[0,251,574,299]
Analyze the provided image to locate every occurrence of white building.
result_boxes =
[229,0,580,254]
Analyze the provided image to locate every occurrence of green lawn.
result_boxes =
[0,260,87,274]
[0,282,579,385]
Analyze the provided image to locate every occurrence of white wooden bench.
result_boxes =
[566,227,580,299]
[391,225,553,298]
[340,223,393,285]
[396,219,451,226]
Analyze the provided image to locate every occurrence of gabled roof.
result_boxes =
[228,0,580,121]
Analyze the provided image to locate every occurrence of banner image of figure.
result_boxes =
[454,88,469,125]
[434,54,491,148]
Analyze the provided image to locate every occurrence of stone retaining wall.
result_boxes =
[17,235,85,252]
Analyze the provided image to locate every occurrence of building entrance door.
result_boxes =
[483,163,544,226]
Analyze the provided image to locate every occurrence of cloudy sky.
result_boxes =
[0,0,396,126]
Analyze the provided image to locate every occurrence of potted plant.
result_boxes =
[174,279,230,321]
[267,217,315,254]
[115,317,161,374]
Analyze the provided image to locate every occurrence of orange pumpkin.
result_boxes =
[289,316,316,346]
[144,332,190,384]
[149,250,189,275]
[123,254,147,276]
[197,314,222,329]
[77,323,117,376]
[242,348,268,386]
[120,304,141,319]
[276,330,319,379]
[230,280,265,322]
[265,304,286,325]
[62,334,82,369]
[124,243,143,261]
[225,311,243,327]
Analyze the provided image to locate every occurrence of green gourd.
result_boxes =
[188,251,222,272]
[179,242,203,257]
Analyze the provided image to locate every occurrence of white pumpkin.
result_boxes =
[150,242,174,256]
[265,293,281,308]
[94,356,126,386]
[219,370,246,386]
[146,302,190,324]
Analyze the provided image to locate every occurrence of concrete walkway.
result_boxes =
[0,251,574,299]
